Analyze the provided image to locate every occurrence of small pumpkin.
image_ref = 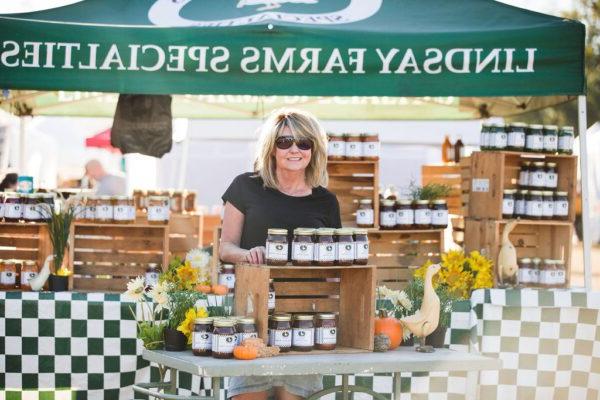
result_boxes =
[211,284,229,295]
[233,345,258,360]
[195,284,212,294]
[374,311,403,349]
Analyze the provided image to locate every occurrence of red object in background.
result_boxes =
[85,128,120,153]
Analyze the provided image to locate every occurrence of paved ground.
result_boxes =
[570,240,600,290]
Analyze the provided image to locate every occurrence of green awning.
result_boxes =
[0,0,585,98]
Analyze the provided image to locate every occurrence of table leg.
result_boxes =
[465,370,479,400]
[168,367,178,395]
[212,377,221,400]
[393,372,401,400]
[341,375,349,400]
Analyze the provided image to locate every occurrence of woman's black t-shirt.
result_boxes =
[222,172,342,250]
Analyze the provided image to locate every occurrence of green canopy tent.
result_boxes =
[0,0,591,288]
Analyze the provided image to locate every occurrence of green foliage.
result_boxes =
[138,321,164,350]
[46,205,75,272]
[402,278,460,328]
[409,181,452,202]
[167,290,204,329]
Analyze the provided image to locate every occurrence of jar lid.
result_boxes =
[214,319,236,327]
[396,199,412,205]
[329,132,344,137]
[335,228,355,236]
[24,260,36,266]
[114,195,130,200]
[4,191,19,197]
[316,313,336,320]
[555,191,568,196]
[4,260,15,265]
[432,199,447,204]
[271,314,292,321]
[529,124,544,129]
[554,260,565,265]
[543,125,558,130]
[194,317,213,324]
[353,228,368,235]
[316,228,335,236]
[237,317,255,324]
[360,133,379,138]
[481,122,491,128]
[521,161,531,166]
[293,228,315,235]
[510,122,527,128]
[347,133,361,137]
[560,126,574,132]
[382,199,395,206]
[294,314,314,321]
[532,161,546,167]
[519,190,529,194]
[268,228,288,235]
[359,199,373,204]
[543,258,555,264]
[530,190,543,195]
[519,258,532,263]
[542,191,554,196]
[546,162,557,168]
[532,257,542,263]
[147,262,159,269]
[221,263,235,269]
[503,189,516,194]
[416,200,430,205]
[491,122,505,128]
[99,195,112,200]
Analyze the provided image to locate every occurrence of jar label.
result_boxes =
[1,271,16,285]
[114,205,135,221]
[21,271,37,286]
[237,332,258,345]
[396,209,414,226]
[315,243,335,262]
[493,132,508,149]
[293,328,315,347]
[85,206,96,220]
[556,270,565,285]
[526,200,543,217]
[526,134,544,150]
[363,142,380,158]
[268,329,292,347]
[192,331,212,350]
[502,199,514,216]
[96,205,113,220]
[558,136,573,152]
[268,291,276,310]
[266,242,288,261]
[148,205,169,221]
[508,131,526,148]
[554,200,569,217]
[337,242,355,262]
[480,131,488,148]
[539,270,551,285]
[543,200,554,217]
[530,269,540,284]
[145,272,159,288]
[0,203,4,217]
[316,327,337,345]
[544,135,558,151]
[292,242,315,262]
[518,268,531,284]
[218,273,236,289]
[328,141,345,157]
[414,209,432,225]
[529,171,546,187]
[74,204,86,220]
[5,204,22,219]
[515,199,526,216]
[345,142,363,158]
[212,334,236,354]
[431,210,448,226]
[23,204,40,220]
[355,242,369,261]
[380,211,396,228]
[545,172,557,189]
[356,209,374,225]
[518,171,529,187]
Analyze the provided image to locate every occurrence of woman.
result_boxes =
[0,173,18,192]
[220,108,341,400]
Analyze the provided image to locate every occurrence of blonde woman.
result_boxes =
[220,108,341,400]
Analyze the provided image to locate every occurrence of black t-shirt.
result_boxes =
[222,172,342,250]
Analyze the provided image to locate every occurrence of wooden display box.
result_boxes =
[421,163,463,215]
[68,223,169,292]
[234,263,375,352]
[368,229,444,290]
[168,213,203,258]
[0,223,52,267]
[468,151,577,221]
[464,218,573,287]
[327,160,379,227]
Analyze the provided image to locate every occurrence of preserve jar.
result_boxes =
[430,200,448,229]
[0,193,4,221]
[518,161,531,189]
[95,195,114,223]
[4,192,23,222]
[531,258,542,285]
[314,229,335,266]
[515,190,527,218]
[327,133,346,161]
[268,314,292,352]
[345,133,363,160]
[356,199,374,228]
[218,264,236,293]
[526,124,544,152]
[502,190,515,219]
[539,259,554,288]
[414,200,432,229]
[20,260,38,291]
[23,194,40,222]
[507,122,526,151]
[361,133,380,161]
[543,125,559,153]
[553,191,569,220]
[184,190,197,213]
[490,123,507,150]
[395,200,414,230]
[335,228,355,266]
[292,228,315,266]
[529,162,546,189]
[542,191,555,220]
[85,195,98,222]
[266,228,288,266]
[518,258,532,286]
[353,228,369,265]
[212,319,237,359]
[558,126,574,155]
[379,200,397,230]
[73,196,87,222]
[147,196,170,224]
[555,260,566,287]
[480,123,491,151]
[133,189,145,211]
[292,315,315,352]
[525,191,543,220]
[170,190,184,214]
[113,196,135,223]
[268,279,276,314]
[315,314,337,350]
[145,263,160,288]
[544,162,558,190]
[0,260,17,290]
[236,317,258,345]
[193,317,213,356]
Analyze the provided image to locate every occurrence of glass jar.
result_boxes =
[544,162,558,190]
[507,122,527,151]
[292,315,315,352]
[345,133,363,160]
[526,191,543,220]
[539,259,554,288]
[0,260,17,290]
[193,317,213,356]
[557,126,574,155]
[314,229,335,266]
[335,228,355,266]
[133,189,145,211]
[268,314,292,352]
[356,199,374,228]
[292,228,315,266]
[268,279,276,314]
[327,133,346,161]
[73,196,87,222]
[170,190,184,214]
[96,195,114,223]
[353,228,369,265]
[518,161,531,189]
[542,191,554,220]
[0,193,5,221]
[266,228,289,266]
[480,123,491,151]
[515,190,528,218]
[553,191,569,220]
[147,196,170,224]
[526,124,544,152]
[430,200,448,229]
[145,263,160,288]
[85,195,98,222]
[184,190,197,213]
[529,162,546,189]
[502,190,515,219]
[379,200,396,230]
[490,123,507,150]
[315,314,337,350]
[395,200,414,230]
[531,257,542,286]
[543,125,558,154]
[555,260,566,287]
[23,194,40,223]
[518,258,532,287]
[113,196,135,223]
[4,192,23,222]
[218,264,236,293]
[236,317,258,345]
[414,200,432,229]
[20,260,38,291]
[212,319,236,359]
[361,133,380,161]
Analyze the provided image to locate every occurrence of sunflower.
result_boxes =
[413,260,432,280]
[438,262,472,299]
[442,250,467,269]
[472,268,494,290]
[176,262,199,289]
[468,251,492,273]
[177,307,209,344]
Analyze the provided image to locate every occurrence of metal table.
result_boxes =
[136,347,501,400]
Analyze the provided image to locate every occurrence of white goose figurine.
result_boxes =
[29,255,54,291]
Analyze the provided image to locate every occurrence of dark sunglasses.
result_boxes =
[275,136,313,151]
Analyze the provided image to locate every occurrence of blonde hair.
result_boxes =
[254,108,328,190]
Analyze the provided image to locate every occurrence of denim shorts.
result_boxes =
[227,375,323,398]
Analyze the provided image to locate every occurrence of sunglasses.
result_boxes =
[275,136,313,151]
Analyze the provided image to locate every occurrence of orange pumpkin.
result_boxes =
[211,284,229,295]
[195,284,212,294]
[374,314,403,349]
[233,345,258,360]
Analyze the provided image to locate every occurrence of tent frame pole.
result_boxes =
[578,95,592,290]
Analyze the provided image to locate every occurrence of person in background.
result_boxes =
[84,159,126,196]
[0,173,18,192]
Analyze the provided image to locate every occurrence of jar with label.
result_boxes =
[85,195,97,222]
[529,162,546,189]
[490,123,507,150]
[266,228,289,266]
[395,200,414,230]
[291,229,315,266]
[20,261,38,291]
[327,133,346,161]
[345,133,363,160]
[23,194,40,222]
[170,190,184,214]
[1,260,17,289]
[353,228,369,265]
[292,315,315,352]
[268,314,292,352]
[557,126,574,155]
[145,263,160,288]
[531,258,542,285]
[379,200,397,230]
[356,199,374,228]
[502,190,515,219]
[555,260,566,287]
[314,229,335,266]
[335,228,355,266]
[543,125,558,153]
[113,196,135,223]
[236,317,258,345]
[553,191,569,220]
[361,133,380,160]
[133,189,145,211]
[147,196,170,224]
[518,258,532,286]
[268,279,276,314]
[515,190,527,218]
[0,193,4,221]
[539,259,554,288]
[315,314,337,350]
[542,191,554,220]
[526,124,544,152]
[414,200,432,229]
[430,200,448,229]
[72,196,87,222]
[518,161,531,189]
[193,318,213,356]
[507,122,527,151]
[544,162,558,190]
[525,191,543,220]
[218,264,236,292]
[212,319,237,359]
[4,192,22,222]
[96,195,114,223]
[480,123,491,151]
[185,190,197,213]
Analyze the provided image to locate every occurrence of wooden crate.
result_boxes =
[464,218,573,287]
[368,229,444,290]
[234,263,375,352]
[0,223,53,267]
[327,160,379,227]
[468,151,577,221]
[168,213,203,258]
[421,163,463,215]
[202,214,222,247]
[68,223,169,292]
[460,156,471,217]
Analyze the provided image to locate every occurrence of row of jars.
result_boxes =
[266,228,370,266]
[374,199,448,230]
[327,133,380,161]
[1,259,39,290]
[72,195,170,224]
[480,123,574,154]
[518,258,566,287]
[133,189,197,213]
[502,190,569,220]
[0,192,55,223]
[518,161,559,190]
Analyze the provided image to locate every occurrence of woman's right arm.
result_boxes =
[219,202,265,265]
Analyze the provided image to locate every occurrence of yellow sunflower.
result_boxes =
[439,262,472,299]
[468,251,492,273]
[413,260,432,280]
[472,268,494,290]
[442,250,467,269]
[177,307,209,344]
[176,262,199,289]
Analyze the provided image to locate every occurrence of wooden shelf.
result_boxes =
[250,264,375,270]
[482,150,577,159]
[496,219,573,226]
[367,228,445,234]
[327,160,379,165]
[0,222,47,227]
[74,222,167,229]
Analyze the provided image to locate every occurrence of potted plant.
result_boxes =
[46,203,76,291]
[124,277,169,350]
[408,181,452,202]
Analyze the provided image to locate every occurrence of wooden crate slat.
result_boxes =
[74,264,148,277]
[370,254,440,268]
[74,251,163,264]
[74,237,164,251]
[327,162,375,176]
[274,281,339,296]
[370,241,442,255]
[275,298,340,313]
[0,249,38,260]
[0,224,43,235]
[0,236,39,248]
[339,267,375,350]
[72,276,130,292]
[376,267,414,282]
[74,224,165,238]
[269,269,340,279]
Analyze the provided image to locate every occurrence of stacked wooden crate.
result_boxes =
[0,223,52,267]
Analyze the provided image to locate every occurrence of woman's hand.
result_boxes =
[245,246,266,265]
